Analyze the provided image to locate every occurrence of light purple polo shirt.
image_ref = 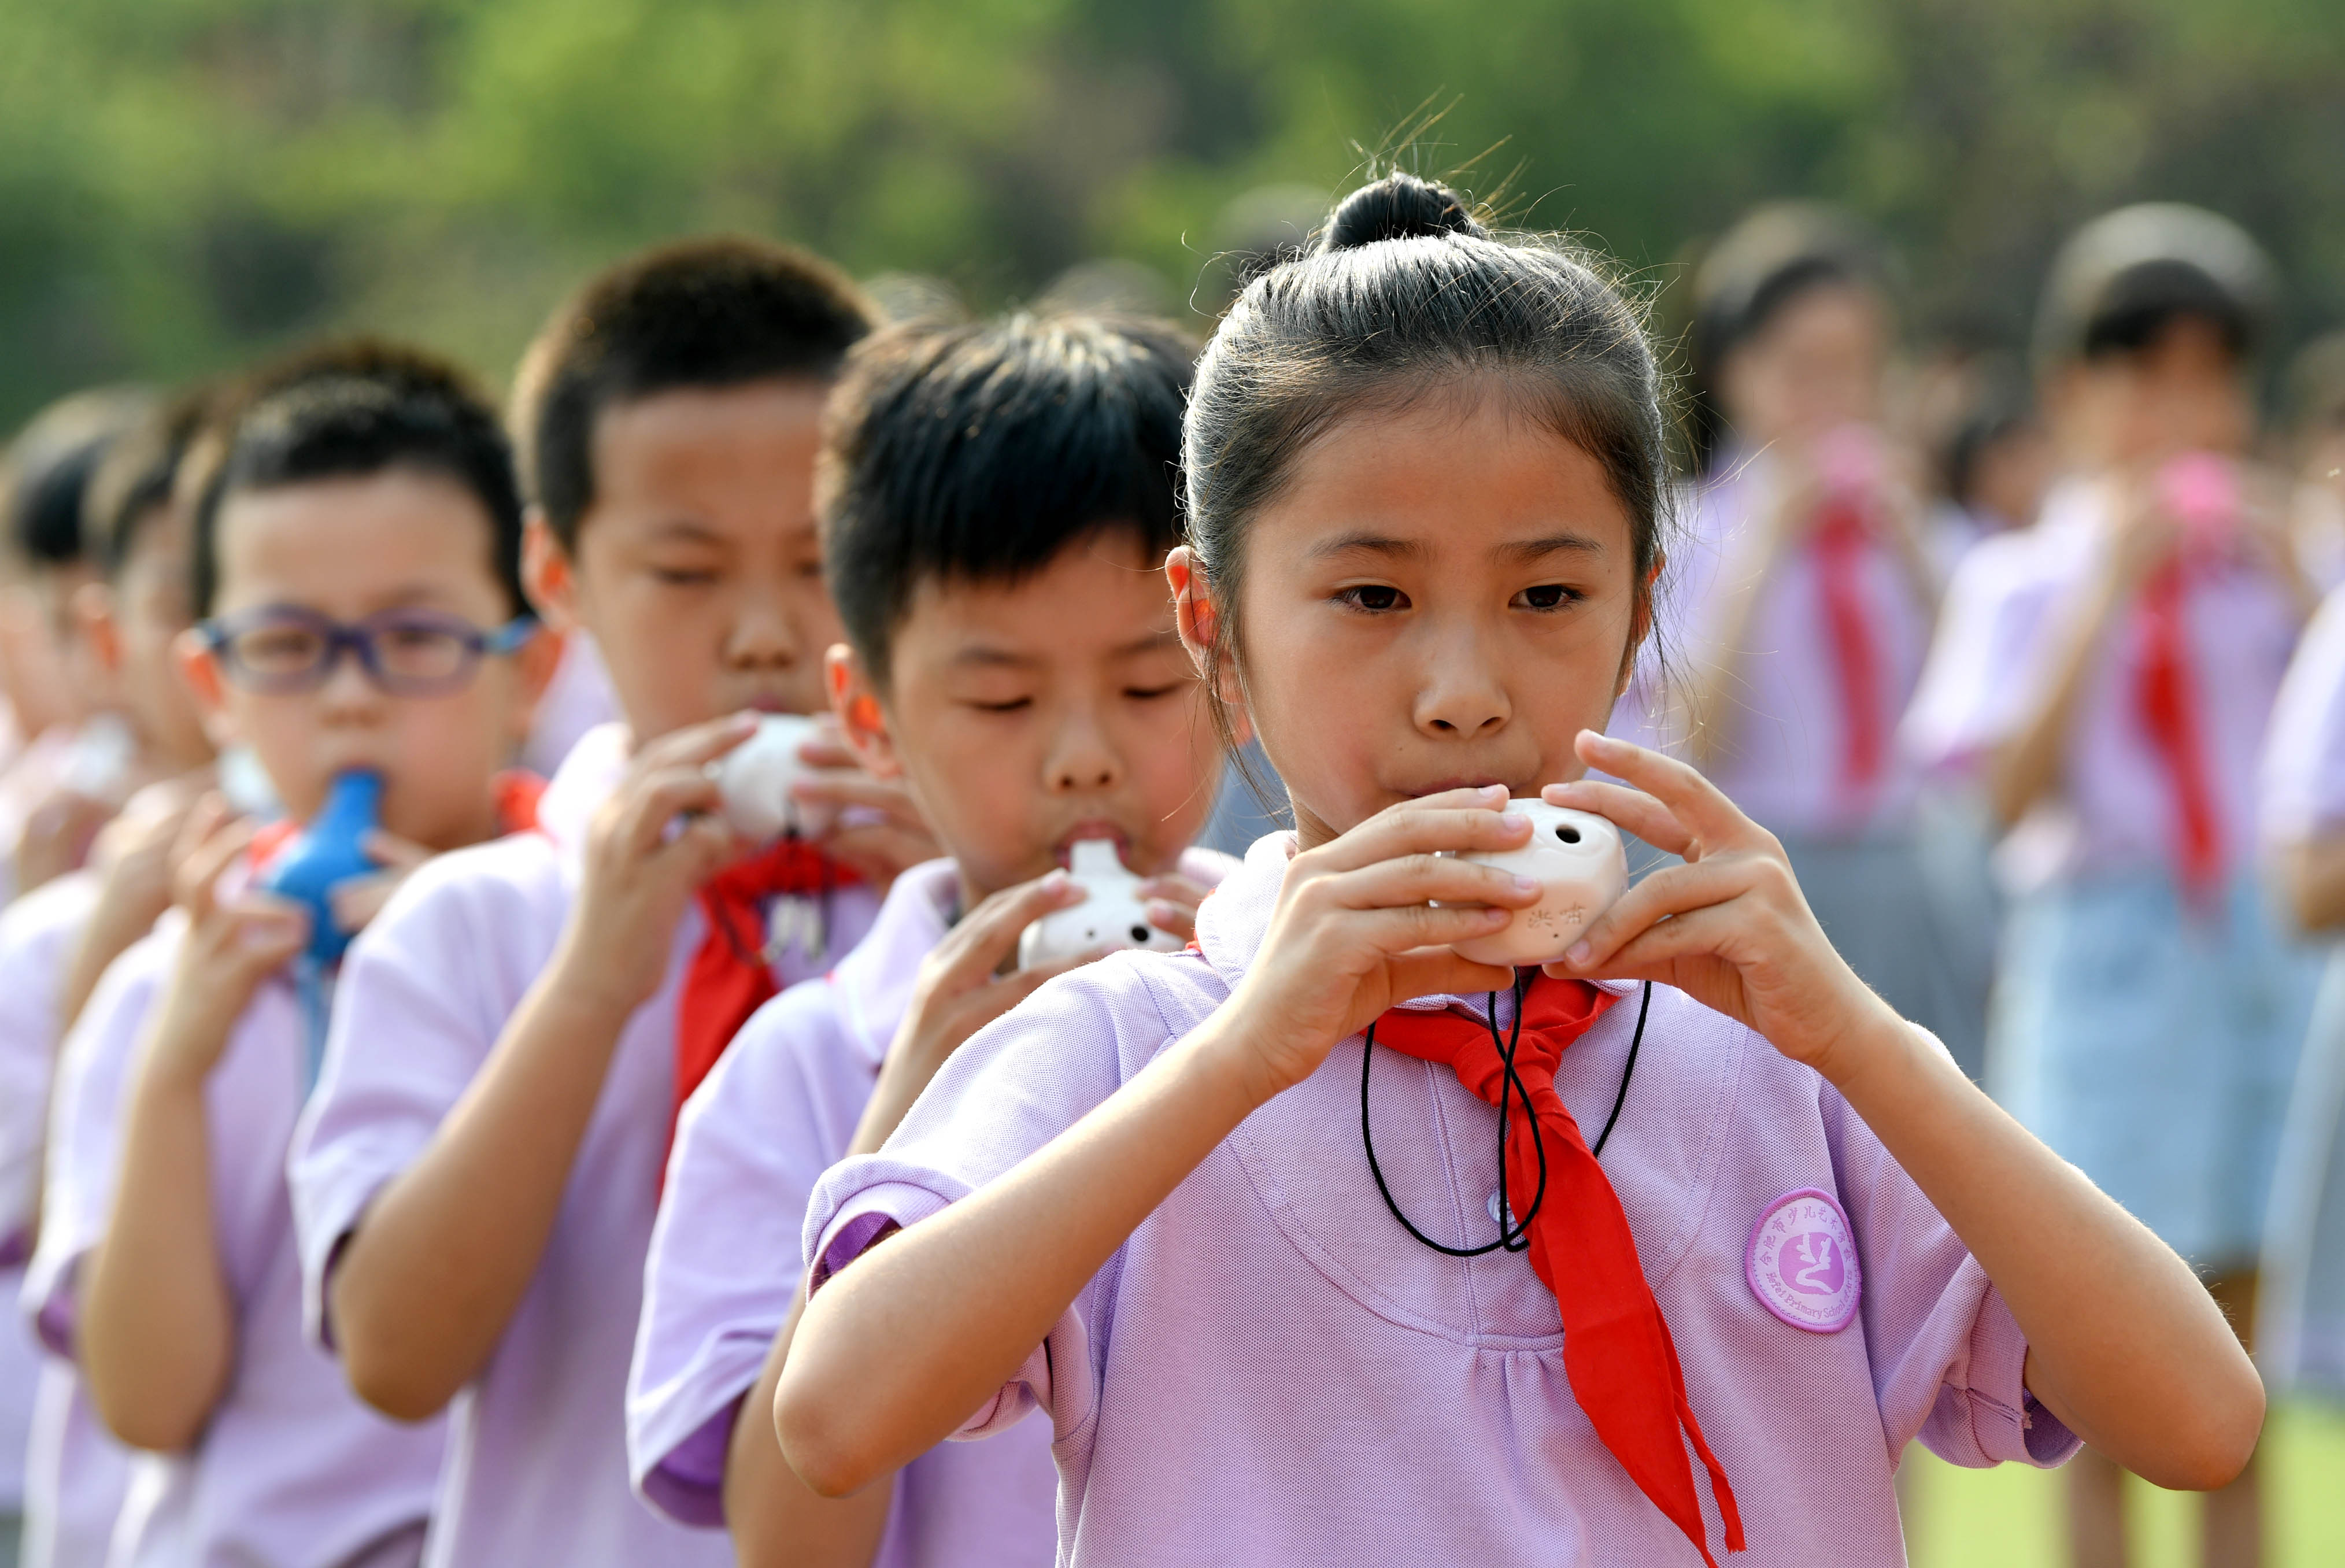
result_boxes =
[806,834,2076,1567]
[632,846,1234,1560]
[288,723,881,1568]
[0,869,138,1558]
[2260,580,2345,846]
[1649,453,1936,839]
[1905,479,2302,891]
[28,912,446,1568]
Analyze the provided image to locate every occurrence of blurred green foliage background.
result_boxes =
[3,0,2343,423]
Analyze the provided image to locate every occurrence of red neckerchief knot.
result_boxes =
[1371,977,1744,1566]
[671,839,860,1151]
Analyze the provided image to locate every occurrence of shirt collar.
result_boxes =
[531,722,633,878]
[830,857,959,1066]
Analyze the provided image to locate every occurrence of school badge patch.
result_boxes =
[1746,1188,1861,1333]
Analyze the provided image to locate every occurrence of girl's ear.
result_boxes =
[1615,550,1666,698]
[1166,547,1247,711]
[521,510,579,633]
[825,644,903,781]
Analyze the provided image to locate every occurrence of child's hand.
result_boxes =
[83,775,210,963]
[1136,855,1236,942]
[1543,731,1900,1078]
[326,830,436,938]
[1213,787,1538,1103]
[560,714,757,1014]
[789,722,942,892]
[861,872,1092,1145]
[15,787,116,893]
[147,803,309,1084]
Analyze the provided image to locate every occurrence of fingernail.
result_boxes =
[1481,783,1507,798]
[1499,811,1527,831]
[1565,940,1592,966]
[1511,874,1540,894]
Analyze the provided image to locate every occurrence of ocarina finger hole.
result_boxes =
[1554,824,1582,844]
[1128,924,1151,944]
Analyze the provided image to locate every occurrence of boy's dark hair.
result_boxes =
[192,341,528,619]
[3,388,158,571]
[1687,204,1892,476]
[512,236,877,550]
[2034,204,2273,370]
[1183,172,1670,759]
[820,312,1196,686]
[83,391,213,579]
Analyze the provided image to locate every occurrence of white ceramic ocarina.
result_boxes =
[711,715,838,842]
[1018,839,1183,968]
[1447,800,1628,967]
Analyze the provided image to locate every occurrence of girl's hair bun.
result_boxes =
[1318,173,1486,254]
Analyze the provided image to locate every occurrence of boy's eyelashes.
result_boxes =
[646,563,723,587]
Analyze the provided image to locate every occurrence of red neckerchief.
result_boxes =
[1373,978,1744,1566]
[1812,498,1885,812]
[670,840,861,1149]
[2133,559,2222,899]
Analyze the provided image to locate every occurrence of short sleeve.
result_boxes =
[801,955,1188,1445]
[1902,535,2062,779]
[1822,1057,2079,1469]
[627,980,864,1527]
[2260,585,2345,845]
[287,841,559,1352]
[20,928,174,1359]
[0,874,99,1248]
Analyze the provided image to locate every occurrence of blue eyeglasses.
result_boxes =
[198,605,536,697]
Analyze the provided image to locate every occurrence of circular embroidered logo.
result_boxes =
[1745,1188,1861,1333]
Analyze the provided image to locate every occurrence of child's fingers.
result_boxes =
[1309,788,1523,872]
[1144,900,1196,941]
[1383,948,1519,1005]
[1538,779,1692,858]
[1346,901,1515,956]
[328,870,408,935]
[358,830,434,873]
[174,816,259,918]
[620,769,728,857]
[1557,853,1758,971]
[1570,731,1758,851]
[1322,852,1543,916]
[946,871,1078,979]
[638,711,763,775]
[822,823,942,885]
[791,728,860,772]
[1573,903,1743,984]
[220,893,311,965]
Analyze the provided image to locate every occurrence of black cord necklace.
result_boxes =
[1361,978,1652,1257]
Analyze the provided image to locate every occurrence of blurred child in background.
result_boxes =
[1907,204,2318,1568]
[0,392,156,904]
[2,392,221,1568]
[1657,205,1982,1065]
[29,345,558,1568]
[2252,330,2345,1417]
[290,238,935,1568]
[628,310,1230,1566]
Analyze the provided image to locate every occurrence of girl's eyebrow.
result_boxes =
[1495,531,1608,564]
[1305,531,1426,563]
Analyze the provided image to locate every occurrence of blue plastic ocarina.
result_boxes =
[257,770,383,966]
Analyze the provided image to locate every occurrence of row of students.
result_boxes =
[1654,193,2332,1568]
[0,174,2273,1568]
